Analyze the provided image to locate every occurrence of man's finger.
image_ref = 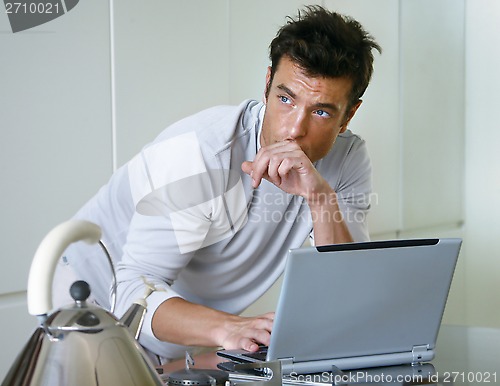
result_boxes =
[241,160,253,175]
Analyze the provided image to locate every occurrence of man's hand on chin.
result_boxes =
[241,140,330,200]
[242,140,353,245]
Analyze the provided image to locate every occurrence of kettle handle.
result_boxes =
[27,220,101,317]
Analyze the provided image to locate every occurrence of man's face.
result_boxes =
[261,56,361,163]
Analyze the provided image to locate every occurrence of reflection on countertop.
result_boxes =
[160,325,500,385]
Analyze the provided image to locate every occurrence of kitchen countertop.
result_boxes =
[159,324,500,385]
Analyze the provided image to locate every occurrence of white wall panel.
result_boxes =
[401,0,465,231]
[324,0,401,236]
[0,0,112,294]
[228,0,317,105]
[113,0,231,166]
[463,0,500,328]
[0,1,112,379]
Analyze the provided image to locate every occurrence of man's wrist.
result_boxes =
[306,185,338,209]
[307,187,353,245]
[308,191,346,226]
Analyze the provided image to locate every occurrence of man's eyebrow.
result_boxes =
[277,84,297,99]
[276,83,340,112]
[313,102,339,112]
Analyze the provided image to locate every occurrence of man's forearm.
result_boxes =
[308,189,353,245]
[151,297,274,351]
[152,297,231,347]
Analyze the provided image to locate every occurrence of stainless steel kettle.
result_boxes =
[2,220,164,386]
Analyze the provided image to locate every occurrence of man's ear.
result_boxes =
[340,99,363,133]
[263,66,272,103]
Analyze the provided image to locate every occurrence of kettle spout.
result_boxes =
[119,277,158,340]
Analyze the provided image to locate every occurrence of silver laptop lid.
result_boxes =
[267,238,462,367]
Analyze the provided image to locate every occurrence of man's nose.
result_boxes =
[287,111,308,139]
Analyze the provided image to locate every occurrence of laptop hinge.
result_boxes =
[278,358,294,375]
[411,345,429,364]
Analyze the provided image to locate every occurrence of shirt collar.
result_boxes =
[256,103,265,153]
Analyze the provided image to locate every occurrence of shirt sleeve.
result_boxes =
[114,211,209,359]
[335,136,373,242]
[113,131,216,359]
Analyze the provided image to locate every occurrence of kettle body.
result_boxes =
[4,307,162,386]
[2,220,163,386]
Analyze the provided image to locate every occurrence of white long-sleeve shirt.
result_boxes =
[64,99,372,360]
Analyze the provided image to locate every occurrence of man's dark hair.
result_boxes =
[268,6,381,108]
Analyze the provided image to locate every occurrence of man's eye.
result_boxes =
[314,109,330,118]
[278,95,291,104]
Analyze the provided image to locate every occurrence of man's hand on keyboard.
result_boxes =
[218,312,275,352]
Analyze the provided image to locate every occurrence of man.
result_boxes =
[59,6,380,363]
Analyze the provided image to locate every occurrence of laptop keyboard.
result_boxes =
[242,346,268,361]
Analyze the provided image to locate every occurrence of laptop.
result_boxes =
[217,238,462,375]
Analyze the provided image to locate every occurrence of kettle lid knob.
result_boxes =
[69,280,91,302]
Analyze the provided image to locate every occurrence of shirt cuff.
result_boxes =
[142,285,184,342]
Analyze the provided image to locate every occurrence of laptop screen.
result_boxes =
[268,238,462,368]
